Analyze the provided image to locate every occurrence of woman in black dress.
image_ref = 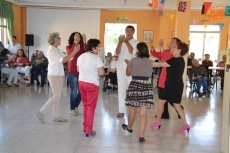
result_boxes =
[150,42,190,133]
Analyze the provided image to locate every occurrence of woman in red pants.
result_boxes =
[77,39,105,137]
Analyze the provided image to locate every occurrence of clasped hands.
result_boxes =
[118,35,129,43]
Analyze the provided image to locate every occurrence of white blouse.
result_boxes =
[47,46,65,76]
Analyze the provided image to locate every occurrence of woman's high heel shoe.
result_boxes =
[179,125,190,133]
[150,122,161,130]
[122,124,133,133]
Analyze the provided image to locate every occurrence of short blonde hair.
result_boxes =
[47,32,60,45]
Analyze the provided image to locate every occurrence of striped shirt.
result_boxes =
[191,65,208,77]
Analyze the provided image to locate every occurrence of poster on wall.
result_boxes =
[208,6,225,21]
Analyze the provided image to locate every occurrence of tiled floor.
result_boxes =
[0,80,223,153]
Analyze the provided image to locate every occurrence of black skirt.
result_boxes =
[125,79,154,108]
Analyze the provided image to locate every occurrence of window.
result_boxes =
[189,25,220,65]
[0,18,8,47]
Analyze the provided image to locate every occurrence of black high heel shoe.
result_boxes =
[122,124,133,133]
[139,137,145,143]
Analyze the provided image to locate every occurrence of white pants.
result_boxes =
[117,70,131,113]
[16,66,30,83]
[40,76,64,118]
[1,67,18,84]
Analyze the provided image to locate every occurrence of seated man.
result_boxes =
[187,52,195,88]
[107,55,118,90]
[33,51,48,87]
[104,52,112,73]
[202,53,213,82]
[30,50,39,85]
[191,59,208,96]
[0,48,19,87]
[217,55,226,90]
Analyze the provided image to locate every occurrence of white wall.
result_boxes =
[27,8,100,58]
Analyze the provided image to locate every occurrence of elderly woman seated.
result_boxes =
[14,49,31,86]
[0,48,19,87]
[191,59,208,97]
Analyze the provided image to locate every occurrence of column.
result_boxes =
[175,0,191,97]
[220,21,230,153]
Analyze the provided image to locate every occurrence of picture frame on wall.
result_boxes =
[143,30,153,42]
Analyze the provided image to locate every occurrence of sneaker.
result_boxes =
[71,110,79,116]
[53,117,68,122]
[75,107,79,115]
[86,130,96,137]
[36,111,45,123]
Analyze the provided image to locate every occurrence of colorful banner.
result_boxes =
[225,6,230,16]
[192,19,197,26]
[170,14,174,21]
[148,0,158,8]
[208,6,225,21]
[178,1,187,12]
[219,24,224,30]
[204,21,208,28]
[203,2,212,15]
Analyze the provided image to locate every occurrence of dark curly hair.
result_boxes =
[68,32,84,46]
[16,49,27,58]
[136,42,150,58]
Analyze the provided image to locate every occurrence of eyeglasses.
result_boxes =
[95,47,100,50]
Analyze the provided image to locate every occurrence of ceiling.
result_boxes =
[5,0,230,10]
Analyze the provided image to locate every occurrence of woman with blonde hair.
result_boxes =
[37,32,80,123]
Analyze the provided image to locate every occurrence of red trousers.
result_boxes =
[79,81,99,134]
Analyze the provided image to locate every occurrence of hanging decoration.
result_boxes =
[123,0,127,4]
[148,0,158,8]
[170,14,174,21]
[219,24,224,30]
[192,19,197,26]
[178,1,187,12]
[225,6,230,16]
[202,2,212,15]
[203,21,209,28]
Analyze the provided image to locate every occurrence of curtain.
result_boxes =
[0,0,14,37]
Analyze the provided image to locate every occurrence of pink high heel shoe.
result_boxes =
[179,125,190,133]
[150,122,161,130]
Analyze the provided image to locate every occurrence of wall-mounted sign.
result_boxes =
[116,17,128,22]
[208,6,225,21]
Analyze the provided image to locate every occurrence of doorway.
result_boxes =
[104,23,137,56]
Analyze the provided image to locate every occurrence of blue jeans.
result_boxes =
[67,73,81,110]
[196,76,208,93]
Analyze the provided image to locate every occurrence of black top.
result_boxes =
[165,57,184,89]
[159,57,185,103]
